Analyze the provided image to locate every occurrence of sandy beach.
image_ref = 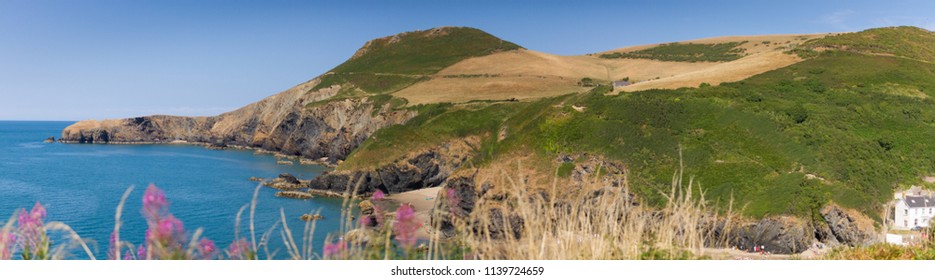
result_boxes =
[387,187,442,238]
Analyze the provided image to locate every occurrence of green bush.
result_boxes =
[600,41,747,62]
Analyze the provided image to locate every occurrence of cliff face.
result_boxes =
[60,79,417,162]
[309,137,479,195]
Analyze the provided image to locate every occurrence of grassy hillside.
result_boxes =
[796,26,935,62]
[342,26,935,221]
[311,27,521,97]
[600,41,747,62]
[542,52,935,219]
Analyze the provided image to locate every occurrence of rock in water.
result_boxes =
[274,191,313,199]
[43,136,55,143]
[300,213,324,221]
[278,173,301,185]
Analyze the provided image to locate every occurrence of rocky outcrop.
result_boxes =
[262,173,310,191]
[430,175,479,237]
[700,206,878,254]
[274,191,313,199]
[819,204,878,246]
[730,217,814,254]
[308,138,478,196]
[60,81,417,163]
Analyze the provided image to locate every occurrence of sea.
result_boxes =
[0,121,345,259]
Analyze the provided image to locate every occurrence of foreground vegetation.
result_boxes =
[0,163,725,260]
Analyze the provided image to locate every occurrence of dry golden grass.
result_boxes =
[419,159,733,260]
[618,50,802,92]
[394,33,830,104]
[394,75,581,104]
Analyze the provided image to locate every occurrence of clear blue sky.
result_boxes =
[2,0,933,121]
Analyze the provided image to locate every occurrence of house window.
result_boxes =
[905,220,909,227]
[906,209,909,215]
[915,219,919,226]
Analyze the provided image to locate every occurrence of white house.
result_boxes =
[894,193,935,230]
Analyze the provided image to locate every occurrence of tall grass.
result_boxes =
[0,159,728,260]
[432,160,730,260]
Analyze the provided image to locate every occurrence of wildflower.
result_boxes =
[226,238,255,260]
[17,202,49,260]
[197,238,216,260]
[372,189,386,201]
[393,203,419,248]
[322,239,346,258]
[0,232,15,260]
[108,231,118,260]
[152,216,185,242]
[142,184,167,220]
[136,244,147,260]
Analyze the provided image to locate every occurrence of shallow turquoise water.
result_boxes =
[0,121,343,259]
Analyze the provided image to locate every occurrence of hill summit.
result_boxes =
[312,27,522,94]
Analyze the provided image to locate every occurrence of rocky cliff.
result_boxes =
[60,80,417,163]
[308,137,479,195]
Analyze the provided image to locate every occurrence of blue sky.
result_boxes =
[1,0,933,121]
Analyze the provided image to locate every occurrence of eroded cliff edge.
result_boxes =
[60,80,417,163]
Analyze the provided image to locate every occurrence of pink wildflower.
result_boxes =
[17,202,48,260]
[108,231,118,260]
[372,189,386,201]
[322,240,346,258]
[153,216,184,242]
[18,202,46,231]
[393,203,419,248]
[198,238,216,259]
[0,232,15,260]
[142,184,167,220]
[136,245,147,260]
[226,238,254,260]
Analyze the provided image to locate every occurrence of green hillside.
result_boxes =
[310,27,521,97]
[796,26,935,62]
[340,26,935,220]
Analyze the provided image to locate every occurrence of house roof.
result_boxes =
[904,195,935,208]
[613,81,631,87]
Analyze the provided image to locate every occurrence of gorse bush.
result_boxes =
[600,41,747,62]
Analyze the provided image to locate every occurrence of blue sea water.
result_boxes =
[0,121,344,259]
